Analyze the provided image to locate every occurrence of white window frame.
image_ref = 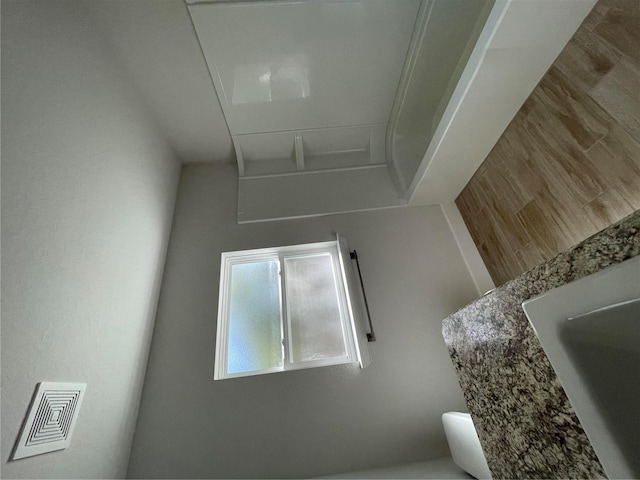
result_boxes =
[215,240,360,380]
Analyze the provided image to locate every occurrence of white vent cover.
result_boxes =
[12,382,86,460]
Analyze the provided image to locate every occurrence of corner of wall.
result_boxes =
[440,202,494,297]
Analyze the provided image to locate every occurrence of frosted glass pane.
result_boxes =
[285,254,347,363]
[227,260,282,374]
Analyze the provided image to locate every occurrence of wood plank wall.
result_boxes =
[456,0,640,286]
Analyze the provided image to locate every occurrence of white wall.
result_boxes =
[127,164,478,479]
[1,1,181,478]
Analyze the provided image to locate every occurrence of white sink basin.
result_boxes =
[522,256,640,479]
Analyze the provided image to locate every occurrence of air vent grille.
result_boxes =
[12,382,86,460]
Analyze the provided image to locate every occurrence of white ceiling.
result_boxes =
[80,0,233,164]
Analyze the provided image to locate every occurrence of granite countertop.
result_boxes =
[442,210,640,479]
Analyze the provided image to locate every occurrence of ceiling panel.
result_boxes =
[189,0,420,135]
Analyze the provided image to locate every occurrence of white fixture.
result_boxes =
[523,256,640,479]
[186,0,597,221]
[12,382,86,460]
[442,412,492,479]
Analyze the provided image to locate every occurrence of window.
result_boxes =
[215,235,370,380]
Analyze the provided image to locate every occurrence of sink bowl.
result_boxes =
[522,256,640,479]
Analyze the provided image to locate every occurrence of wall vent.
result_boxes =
[11,382,86,460]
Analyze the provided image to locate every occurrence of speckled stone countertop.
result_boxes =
[442,210,640,479]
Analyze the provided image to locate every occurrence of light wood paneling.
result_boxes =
[456,0,640,286]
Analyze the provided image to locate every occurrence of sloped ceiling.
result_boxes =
[80,0,233,164]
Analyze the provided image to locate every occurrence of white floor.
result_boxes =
[317,457,473,479]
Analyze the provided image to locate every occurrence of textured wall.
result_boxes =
[457,0,640,286]
[443,211,639,479]
[127,164,479,479]
[1,1,180,477]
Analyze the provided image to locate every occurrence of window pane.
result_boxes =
[227,260,282,374]
[284,253,347,363]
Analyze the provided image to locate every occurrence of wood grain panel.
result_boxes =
[590,58,640,143]
[514,242,546,273]
[583,187,634,227]
[516,201,568,261]
[587,125,640,210]
[554,27,621,93]
[592,0,640,66]
[456,0,640,286]
[532,67,610,150]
